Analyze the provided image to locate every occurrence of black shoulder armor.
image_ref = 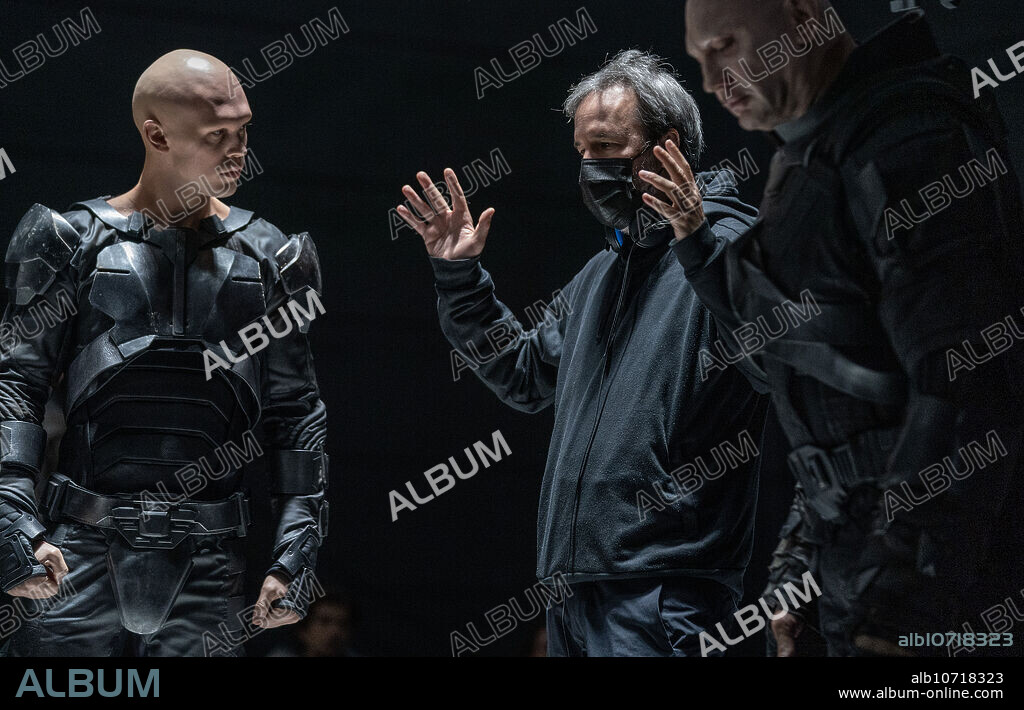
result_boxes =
[274,232,322,297]
[5,204,81,306]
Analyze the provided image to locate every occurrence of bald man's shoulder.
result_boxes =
[230,208,289,253]
[226,207,323,289]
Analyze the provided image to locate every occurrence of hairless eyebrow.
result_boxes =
[687,30,723,58]
[209,112,253,129]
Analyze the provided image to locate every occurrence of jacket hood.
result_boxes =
[698,169,759,225]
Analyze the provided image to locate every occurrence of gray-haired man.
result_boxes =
[397,50,766,656]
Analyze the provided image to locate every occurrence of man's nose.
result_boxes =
[701,59,723,95]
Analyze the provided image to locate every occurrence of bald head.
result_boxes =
[130,49,251,201]
[685,0,852,131]
[132,49,246,133]
[687,0,789,30]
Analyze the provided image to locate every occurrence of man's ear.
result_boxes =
[143,120,170,153]
[660,128,681,150]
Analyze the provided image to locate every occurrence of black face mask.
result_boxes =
[578,142,653,233]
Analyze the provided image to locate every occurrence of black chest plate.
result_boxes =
[90,232,265,348]
[60,228,268,494]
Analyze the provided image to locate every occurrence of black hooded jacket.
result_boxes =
[431,170,763,593]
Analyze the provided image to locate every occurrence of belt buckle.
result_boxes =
[233,493,250,538]
[43,477,71,523]
[111,499,197,549]
[787,444,843,521]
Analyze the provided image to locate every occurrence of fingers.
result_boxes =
[642,143,702,215]
[417,171,451,214]
[401,183,434,220]
[474,207,495,242]
[397,170,459,241]
[653,143,700,204]
[399,168,491,254]
[40,548,69,585]
[398,177,443,240]
[262,607,301,629]
[445,168,470,215]
[252,575,301,629]
[8,575,59,599]
[640,192,674,220]
[251,579,276,628]
[395,205,427,238]
[640,177,679,216]
[637,170,678,198]
[657,139,695,186]
[252,603,269,628]
[651,144,685,188]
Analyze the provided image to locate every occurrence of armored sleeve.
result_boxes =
[0,204,81,591]
[259,232,328,618]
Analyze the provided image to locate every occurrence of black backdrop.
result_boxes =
[0,0,1020,656]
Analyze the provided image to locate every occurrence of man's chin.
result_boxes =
[737,112,776,133]
[719,96,770,131]
[212,183,239,199]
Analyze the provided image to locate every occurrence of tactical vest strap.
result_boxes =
[737,247,907,406]
[763,341,906,407]
[739,255,882,346]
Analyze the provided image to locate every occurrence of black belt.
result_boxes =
[787,427,900,522]
[42,474,250,549]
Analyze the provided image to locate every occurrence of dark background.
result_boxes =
[0,0,1020,656]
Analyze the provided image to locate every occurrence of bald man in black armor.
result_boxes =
[641,0,1024,656]
[0,50,328,656]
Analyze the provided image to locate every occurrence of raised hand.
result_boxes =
[397,168,495,260]
[637,139,706,243]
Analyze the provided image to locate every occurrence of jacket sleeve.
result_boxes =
[431,255,575,413]
[672,217,772,393]
[0,204,80,592]
[839,102,1024,639]
[258,232,328,618]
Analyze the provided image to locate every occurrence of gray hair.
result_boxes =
[563,49,704,167]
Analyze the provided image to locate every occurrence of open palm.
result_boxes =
[397,168,495,260]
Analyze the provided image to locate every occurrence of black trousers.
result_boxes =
[1,522,249,657]
[545,575,739,657]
